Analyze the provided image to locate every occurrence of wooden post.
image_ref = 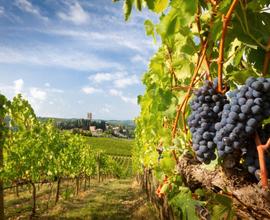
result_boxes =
[55,177,61,204]
[76,177,80,195]
[84,176,87,191]
[16,184,19,197]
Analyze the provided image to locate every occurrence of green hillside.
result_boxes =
[86,137,134,156]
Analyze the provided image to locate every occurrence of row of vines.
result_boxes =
[117,0,270,219]
[0,94,124,218]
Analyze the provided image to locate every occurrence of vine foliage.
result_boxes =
[0,94,124,217]
[118,0,270,218]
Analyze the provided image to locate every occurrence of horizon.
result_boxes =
[0,0,159,120]
[38,115,135,122]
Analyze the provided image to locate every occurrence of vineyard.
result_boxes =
[1,0,270,219]
[0,94,135,218]
[86,137,134,156]
[116,0,270,219]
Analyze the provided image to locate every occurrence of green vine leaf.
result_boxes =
[123,0,134,21]
[212,194,235,220]
[145,0,168,13]
[144,19,156,42]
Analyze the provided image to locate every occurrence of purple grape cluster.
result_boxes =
[188,77,270,171]
[188,79,228,164]
[213,77,270,158]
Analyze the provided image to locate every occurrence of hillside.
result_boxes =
[86,137,134,156]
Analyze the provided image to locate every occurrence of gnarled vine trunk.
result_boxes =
[176,154,270,219]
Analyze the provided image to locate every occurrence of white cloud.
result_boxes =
[48,88,64,93]
[109,89,122,96]
[15,0,48,21]
[0,6,4,16]
[121,96,137,105]
[88,72,127,84]
[114,75,139,88]
[0,80,63,113]
[89,72,114,83]
[43,29,155,53]
[30,87,47,101]
[57,1,89,25]
[81,86,101,94]
[0,46,123,71]
[45,82,50,87]
[109,89,137,105]
[131,54,148,65]
[88,72,139,88]
[0,78,24,96]
[13,79,24,94]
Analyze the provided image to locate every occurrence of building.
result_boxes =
[90,126,96,132]
[87,112,92,121]
[96,128,103,134]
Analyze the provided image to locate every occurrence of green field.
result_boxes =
[86,137,134,156]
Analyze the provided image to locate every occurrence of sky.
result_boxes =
[0,0,159,120]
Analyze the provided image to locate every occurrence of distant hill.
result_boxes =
[38,117,135,128]
[105,120,135,127]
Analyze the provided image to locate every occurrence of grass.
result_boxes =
[5,178,158,220]
[86,137,134,156]
[42,179,158,220]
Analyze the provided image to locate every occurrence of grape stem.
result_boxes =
[194,71,208,85]
[172,42,208,139]
[217,0,239,93]
[255,132,270,189]
[172,85,192,92]
[172,3,219,139]
[208,0,217,6]
[196,6,211,81]
[172,71,207,92]
[263,38,270,76]
[165,45,178,87]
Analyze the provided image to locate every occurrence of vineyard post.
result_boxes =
[16,184,19,197]
[97,153,101,183]
[76,177,80,195]
[55,177,61,204]
[84,174,87,191]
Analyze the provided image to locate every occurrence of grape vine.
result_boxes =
[118,0,270,218]
[0,94,123,216]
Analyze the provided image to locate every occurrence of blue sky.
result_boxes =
[0,0,159,120]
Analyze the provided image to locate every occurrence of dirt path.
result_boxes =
[39,179,158,220]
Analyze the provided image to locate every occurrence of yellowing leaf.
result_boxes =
[145,0,169,13]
